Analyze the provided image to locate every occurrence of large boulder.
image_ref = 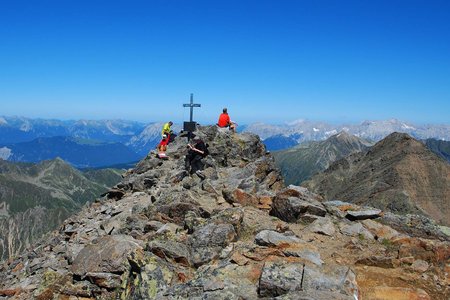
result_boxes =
[259,261,358,299]
[71,235,143,277]
[259,261,305,297]
[254,230,323,266]
[189,223,237,267]
[271,188,327,223]
[147,239,191,266]
[306,217,336,236]
[255,230,301,246]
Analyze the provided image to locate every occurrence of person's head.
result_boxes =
[169,121,173,126]
[223,108,227,113]
[162,134,168,140]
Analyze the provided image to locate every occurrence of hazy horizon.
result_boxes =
[1,114,449,127]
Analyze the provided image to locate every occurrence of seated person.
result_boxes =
[217,108,236,132]
[156,134,169,159]
[185,136,208,178]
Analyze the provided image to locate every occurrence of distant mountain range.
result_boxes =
[0,158,123,261]
[303,133,450,226]
[0,136,141,168]
[1,116,449,165]
[273,132,373,185]
[0,116,146,144]
[0,117,181,160]
[243,119,450,151]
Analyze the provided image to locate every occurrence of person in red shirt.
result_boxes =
[156,134,169,159]
[217,108,236,132]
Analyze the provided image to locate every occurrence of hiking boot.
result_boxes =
[195,170,206,180]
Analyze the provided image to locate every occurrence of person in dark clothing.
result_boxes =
[185,136,208,178]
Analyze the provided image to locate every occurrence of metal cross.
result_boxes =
[183,93,201,122]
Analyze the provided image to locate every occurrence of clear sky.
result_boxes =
[0,0,449,124]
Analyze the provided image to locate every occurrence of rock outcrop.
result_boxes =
[0,126,449,299]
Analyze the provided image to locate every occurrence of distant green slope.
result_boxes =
[273,132,372,185]
[0,158,122,261]
[424,138,450,163]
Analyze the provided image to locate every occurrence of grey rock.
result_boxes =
[144,220,165,232]
[164,261,259,299]
[322,200,356,218]
[259,261,304,297]
[61,280,102,297]
[298,213,322,224]
[379,212,450,241]
[189,223,237,267]
[85,272,122,289]
[340,222,374,240]
[156,199,209,226]
[307,217,336,236]
[282,247,324,266]
[183,210,207,234]
[71,235,143,276]
[271,196,327,223]
[148,239,190,266]
[130,254,174,299]
[210,207,245,233]
[323,200,354,207]
[255,230,301,246]
[302,265,358,299]
[155,223,182,236]
[346,209,382,221]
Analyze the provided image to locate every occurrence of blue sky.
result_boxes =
[0,0,449,124]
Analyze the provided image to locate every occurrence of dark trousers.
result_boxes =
[185,154,203,174]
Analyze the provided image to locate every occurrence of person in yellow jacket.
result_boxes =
[162,121,173,136]
[161,121,174,143]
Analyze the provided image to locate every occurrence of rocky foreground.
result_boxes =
[0,126,449,299]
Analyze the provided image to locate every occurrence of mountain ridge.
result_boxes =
[303,132,450,226]
[274,131,372,185]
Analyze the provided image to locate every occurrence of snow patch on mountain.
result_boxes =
[19,120,32,132]
[0,147,12,160]
[313,128,320,132]
[402,123,415,130]
[105,121,123,135]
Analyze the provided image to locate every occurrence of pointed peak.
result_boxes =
[328,131,359,143]
[382,132,416,143]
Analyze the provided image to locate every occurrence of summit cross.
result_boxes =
[183,93,201,123]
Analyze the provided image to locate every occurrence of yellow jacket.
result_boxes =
[162,122,171,135]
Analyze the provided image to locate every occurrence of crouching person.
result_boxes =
[185,136,208,179]
[156,134,169,159]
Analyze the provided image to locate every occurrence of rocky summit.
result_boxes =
[0,126,449,299]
